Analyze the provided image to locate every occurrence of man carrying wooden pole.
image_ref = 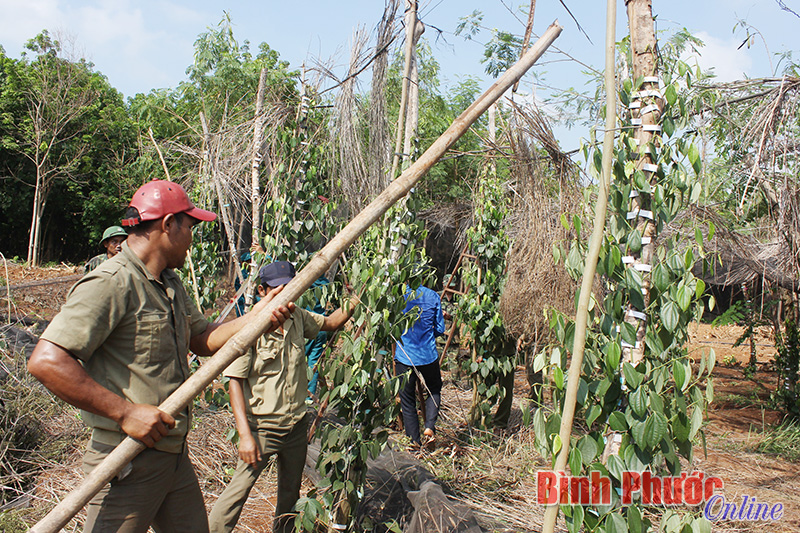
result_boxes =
[28,22,562,533]
[28,180,294,533]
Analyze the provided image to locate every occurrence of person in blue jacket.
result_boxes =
[394,284,446,447]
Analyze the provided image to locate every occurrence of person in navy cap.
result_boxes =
[209,261,359,533]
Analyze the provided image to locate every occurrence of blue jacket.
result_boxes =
[395,285,446,366]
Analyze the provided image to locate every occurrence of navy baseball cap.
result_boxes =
[259,261,296,287]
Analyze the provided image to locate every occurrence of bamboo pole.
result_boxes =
[30,22,561,533]
[541,4,615,533]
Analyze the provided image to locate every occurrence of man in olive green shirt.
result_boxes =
[28,180,293,533]
[84,225,128,274]
[209,261,357,533]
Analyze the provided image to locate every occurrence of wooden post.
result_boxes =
[251,68,267,249]
[245,68,268,308]
[488,103,497,177]
[512,0,537,93]
[389,0,419,181]
[29,23,562,533]
[541,3,616,532]
[402,17,424,171]
[201,112,244,285]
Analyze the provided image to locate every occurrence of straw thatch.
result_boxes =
[659,205,800,293]
[498,101,583,347]
[703,75,800,292]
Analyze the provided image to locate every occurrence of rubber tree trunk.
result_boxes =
[29,22,562,533]
[624,0,663,366]
[541,3,617,532]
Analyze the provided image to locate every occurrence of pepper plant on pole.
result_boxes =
[538,2,717,532]
[458,169,512,428]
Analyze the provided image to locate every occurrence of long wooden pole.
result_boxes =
[251,67,267,250]
[541,4,615,533]
[30,22,561,533]
[389,0,418,180]
[624,0,662,366]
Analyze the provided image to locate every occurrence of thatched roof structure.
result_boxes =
[659,205,800,292]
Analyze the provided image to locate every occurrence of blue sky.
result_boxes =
[1,0,797,150]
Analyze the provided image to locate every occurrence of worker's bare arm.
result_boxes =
[190,285,295,356]
[321,295,360,332]
[229,377,261,467]
[27,340,174,447]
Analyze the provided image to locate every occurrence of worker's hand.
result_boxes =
[238,433,261,467]
[119,404,175,448]
[443,310,453,321]
[252,285,295,331]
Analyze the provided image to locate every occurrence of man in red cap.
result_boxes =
[28,180,294,533]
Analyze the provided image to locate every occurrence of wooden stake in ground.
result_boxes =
[402,15,424,171]
[29,22,562,533]
[512,0,536,94]
[244,68,269,308]
[541,3,616,532]
[250,67,267,250]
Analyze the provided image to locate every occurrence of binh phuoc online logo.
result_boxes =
[537,471,785,522]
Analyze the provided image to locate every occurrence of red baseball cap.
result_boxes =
[122,180,216,226]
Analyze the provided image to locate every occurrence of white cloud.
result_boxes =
[0,0,64,50]
[682,30,754,82]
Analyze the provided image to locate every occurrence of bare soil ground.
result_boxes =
[2,262,798,532]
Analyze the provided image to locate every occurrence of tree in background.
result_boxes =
[2,32,100,265]
[0,33,137,264]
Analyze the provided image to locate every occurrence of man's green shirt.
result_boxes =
[224,308,324,430]
[84,253,108,274]
[42,241,208,453]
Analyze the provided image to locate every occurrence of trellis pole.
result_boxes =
[243,67,269,308]
[389,0,419,180]
[624,0,664,366]
[251,67,267,250]
[541,1,616,531]
[201,112,244,285]
[29,22,562,533]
